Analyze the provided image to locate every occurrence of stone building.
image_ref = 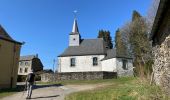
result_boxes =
[18,55,43,76]
[57,18,133,79]
[150,0,170,95]
[0,25,22,88]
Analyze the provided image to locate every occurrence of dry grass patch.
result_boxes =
[65,77,169,100]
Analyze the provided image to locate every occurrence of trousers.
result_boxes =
[26,82,33,98]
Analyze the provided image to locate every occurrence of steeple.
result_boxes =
[69,11,81,46]
[72,18,79,34]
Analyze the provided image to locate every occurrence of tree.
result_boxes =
[115,29,127,57]
[119,10,153,78]
[130,11,153,77]
[132,10,142,21]
[98,30,113,49]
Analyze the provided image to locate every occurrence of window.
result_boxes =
[93,57,98,66]
[20,61,24,66]
[122,59,128,70]
[24,68,28,73]
[25,62,30,66]
[70,58,76,67]
[19,68,22,73]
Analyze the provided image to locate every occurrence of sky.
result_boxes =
[0,0,152,70]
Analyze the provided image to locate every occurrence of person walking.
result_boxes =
[25,69,35,99]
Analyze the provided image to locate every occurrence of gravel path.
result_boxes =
[1,83,109,100]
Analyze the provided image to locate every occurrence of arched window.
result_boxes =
[70,58,76,67]
[122,59,128,70]
[93,57,98,66]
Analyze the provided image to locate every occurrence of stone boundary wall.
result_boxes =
[153,35,170,95]
[41,71,117,82]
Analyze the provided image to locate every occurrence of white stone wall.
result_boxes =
[101,58,117,72]
[69,34,80,46]
[58,55,105,72]
[116,58,134,77]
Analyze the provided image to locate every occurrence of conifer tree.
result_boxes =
[132,10,142,21]
[115,29,127,56]
[98,30,113,49]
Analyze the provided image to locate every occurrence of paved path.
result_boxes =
[2,83,109,100]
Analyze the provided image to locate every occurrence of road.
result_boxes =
[2,83,109,100]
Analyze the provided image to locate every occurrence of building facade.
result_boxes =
[150,0,170,95]
[18,55,43,76]
[58,18,133,78]
[0,25,22,88]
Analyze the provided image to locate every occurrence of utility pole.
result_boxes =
[52,59,56,82]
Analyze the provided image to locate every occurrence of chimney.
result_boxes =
[36,54,38,58]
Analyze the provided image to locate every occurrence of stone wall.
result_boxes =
[116,58,134,77]
[153,35,170,95]
[41,71,117,82]
[41,73,55,82]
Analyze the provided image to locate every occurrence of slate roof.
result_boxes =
[150,0,169,40]
[0,25,22,44]
[20,55,38,61]
[101,49,116,60]
[58,38,107,57]
[71,18,79,34]
[101,49,133,61]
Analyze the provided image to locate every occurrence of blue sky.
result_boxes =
[0,0,152,70]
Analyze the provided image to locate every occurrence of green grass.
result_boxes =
[0,85,25,98]
[65,77,169,100]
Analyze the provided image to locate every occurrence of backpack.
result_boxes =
[27,73,35,82]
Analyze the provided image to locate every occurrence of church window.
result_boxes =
[93,57,98,66]
[122,59,128,70]
[70,58,76,67]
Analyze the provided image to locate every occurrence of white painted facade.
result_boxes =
[101,58,117,72]
[69,34,80,46]
[18,61,32,75]
[58,55,105,72]
[58,55,134,77]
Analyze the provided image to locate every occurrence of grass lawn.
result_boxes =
[65,77,169,100]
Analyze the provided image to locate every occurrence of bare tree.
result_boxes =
[119,21,132,56]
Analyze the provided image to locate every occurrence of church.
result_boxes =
[58,18,133,78]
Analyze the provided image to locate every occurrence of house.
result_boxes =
[57,18,133,79]
[0,25,22,88]
[18,54,43,76]
[150,0,170,95]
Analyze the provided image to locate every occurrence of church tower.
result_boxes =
[69,18,81,46]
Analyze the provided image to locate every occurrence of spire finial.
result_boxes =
[73,10,78,19]
[71,10,79,33]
